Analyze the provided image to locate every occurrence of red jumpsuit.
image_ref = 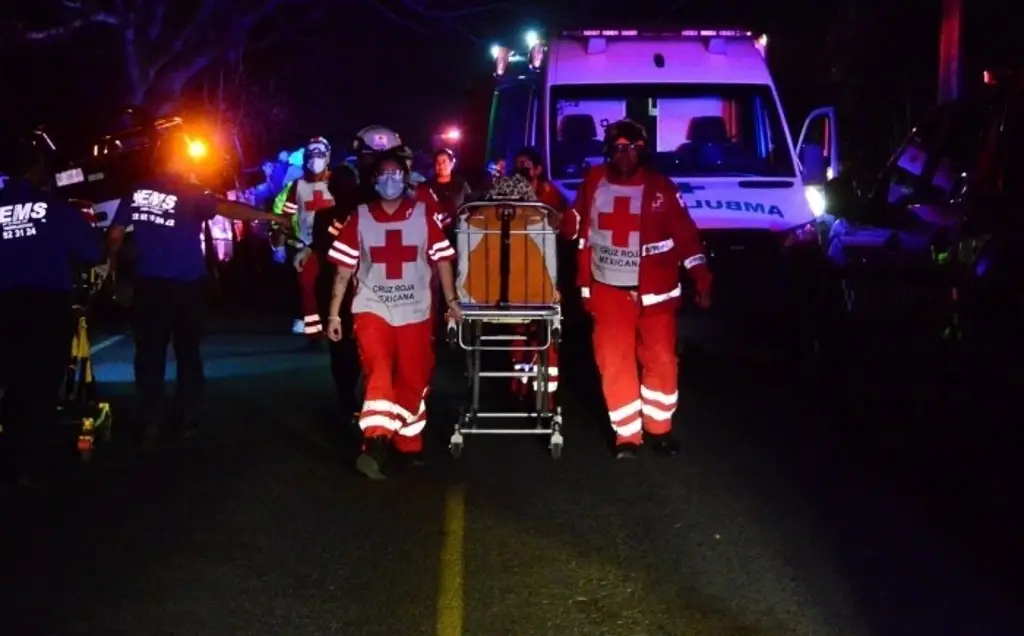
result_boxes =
[511,180,567,403]
[561,164,711,446]
[282,173,334,339]
[327,197,455,454]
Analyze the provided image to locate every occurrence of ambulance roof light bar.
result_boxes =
[561,28,755,39]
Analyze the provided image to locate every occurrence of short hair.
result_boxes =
[434,148,455,162]
[513,146,542,166]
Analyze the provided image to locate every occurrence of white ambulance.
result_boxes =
[486,28,840,349]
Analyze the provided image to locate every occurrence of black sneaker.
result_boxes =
[136,422,161,452]
[648,434,679,456]
[615,442,639,460]
[356,436,389,480]
[397,451,427,468]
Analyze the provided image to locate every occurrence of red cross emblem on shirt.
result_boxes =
[304,188,333,211]
[598,195,641,248]
[369,229,419,280]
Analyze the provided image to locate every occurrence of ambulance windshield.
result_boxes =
[549,83,796,180]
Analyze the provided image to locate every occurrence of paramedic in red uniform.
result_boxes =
[281,136,334,343]
[560,120,712,459]
[508,147,567,402]
[325,150,460,479]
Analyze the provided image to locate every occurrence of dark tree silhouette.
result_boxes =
[6,0,511,113]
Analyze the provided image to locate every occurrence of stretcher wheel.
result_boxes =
[449,431,464,458]
[549,431,564,459]
[446,319,458,347]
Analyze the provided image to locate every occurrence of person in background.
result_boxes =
[324,150,459,479]
[425,148,471,230]
[0,134,103,485]
[512,147,566,221]
[496,148,569,407]
[106,132,282,449]
[318,163,362,421]
[279,136,335,344]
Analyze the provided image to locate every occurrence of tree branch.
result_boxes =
[18,11,119,40]
[147,1,167,40]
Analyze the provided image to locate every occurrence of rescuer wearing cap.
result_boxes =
[559,119,712,459]
[0,131,103,485]
[279,136,335,344]
[106,132,282,449]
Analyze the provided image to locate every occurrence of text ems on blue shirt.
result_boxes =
[0,176,102,293]
[112,177,219,281]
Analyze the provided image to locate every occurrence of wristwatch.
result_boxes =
[446,296,459,305]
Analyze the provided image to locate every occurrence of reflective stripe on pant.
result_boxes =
[298,252,322,337]
[590,281,678,445]
[354,313,435,453]
[510,324,558,407]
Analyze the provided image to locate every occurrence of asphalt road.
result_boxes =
[1,311,1021,636]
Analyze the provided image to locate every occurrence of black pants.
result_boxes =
[0,289,72,469]
[132,277,208,427]
[321,264,362,419]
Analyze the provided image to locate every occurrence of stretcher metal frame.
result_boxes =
[446,200,563,458]
[61,266,113,461]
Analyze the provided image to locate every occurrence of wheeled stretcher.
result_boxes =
[446,200,563,458]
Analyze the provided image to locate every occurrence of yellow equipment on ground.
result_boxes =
[60,265,113,461]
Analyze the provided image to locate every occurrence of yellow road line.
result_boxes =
[436,483,466,636]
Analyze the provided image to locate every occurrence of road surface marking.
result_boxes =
[436,483,466,636]
[92,334,127,353]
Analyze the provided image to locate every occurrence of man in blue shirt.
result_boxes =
[107,133,281,448]
[0,137,103,485]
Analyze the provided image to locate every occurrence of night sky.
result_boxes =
[0,0,1016,166]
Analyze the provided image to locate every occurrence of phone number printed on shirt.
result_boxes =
[2,226,38,240]
[132,211,176,227]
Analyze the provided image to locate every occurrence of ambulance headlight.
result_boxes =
[490,44,501,59]
[529,42,546,69]
[805,185,826,218]
[493,46,511,76]
[524,30,539,48]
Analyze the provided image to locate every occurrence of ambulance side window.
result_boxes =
[487,83,534,172]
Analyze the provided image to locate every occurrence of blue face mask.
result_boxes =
[375,174,405,200]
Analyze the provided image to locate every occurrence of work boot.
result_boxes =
[648,434,679,457]
[615,442,639,460]
[356,436,389,480]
